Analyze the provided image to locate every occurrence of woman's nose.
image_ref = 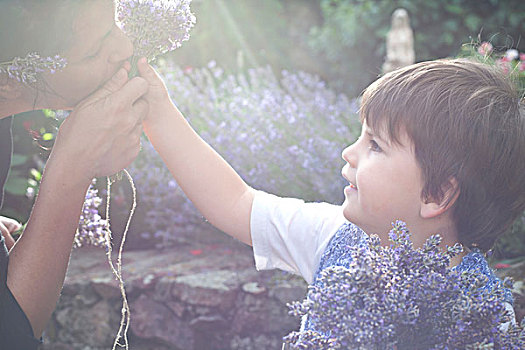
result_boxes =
[108,27,134,64]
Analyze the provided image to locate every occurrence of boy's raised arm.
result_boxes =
[138,59,255,245]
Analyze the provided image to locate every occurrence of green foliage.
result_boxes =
[167,0,325,83]
[0,110,55,222]
[309,0,525,95]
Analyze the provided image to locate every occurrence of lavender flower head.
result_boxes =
[117,0,196,62]
[74,180,110,249]
[0,52,67,85]
[284,221,524,349]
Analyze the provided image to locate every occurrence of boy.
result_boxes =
[137,57,524,321]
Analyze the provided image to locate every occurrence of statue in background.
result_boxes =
[382,8,415,74]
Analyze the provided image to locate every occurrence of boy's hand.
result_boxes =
[136,58,173,127]
[52,67,149,182]
[0,216,21,250]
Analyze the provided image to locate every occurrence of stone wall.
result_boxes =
[41,241,307,350]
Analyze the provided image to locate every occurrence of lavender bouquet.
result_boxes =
[284,221,524,349]
[116,0,196,75]
[0,52,66,85]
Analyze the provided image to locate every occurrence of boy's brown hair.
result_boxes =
[360,59,525,252]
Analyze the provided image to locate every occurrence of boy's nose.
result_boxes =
[342,144,358,168]
[108,27,134,64]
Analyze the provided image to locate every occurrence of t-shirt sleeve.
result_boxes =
[250,190,347,284]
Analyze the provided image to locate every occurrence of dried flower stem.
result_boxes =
[105,169,136,350]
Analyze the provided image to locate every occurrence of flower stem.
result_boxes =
[128,56,139,78]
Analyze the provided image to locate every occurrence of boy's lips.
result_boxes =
[342,172,358,190]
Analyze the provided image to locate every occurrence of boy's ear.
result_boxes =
[0,77,23,100]
[420,177,460,219]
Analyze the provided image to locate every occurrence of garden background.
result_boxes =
[1,0,524,349]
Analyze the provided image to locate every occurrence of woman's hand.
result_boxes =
[0,216,20,250]
[51,66,149,182]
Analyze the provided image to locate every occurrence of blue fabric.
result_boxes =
[304,222,514,332]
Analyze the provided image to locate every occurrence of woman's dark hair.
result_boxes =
[0,0,83,61]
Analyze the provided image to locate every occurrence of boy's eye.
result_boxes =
[369,140,382,152]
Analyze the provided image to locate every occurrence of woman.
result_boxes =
[0,1,148,347]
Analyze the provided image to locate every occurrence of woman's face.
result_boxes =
[38,0,133,109]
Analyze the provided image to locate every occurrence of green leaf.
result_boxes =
[445,4,463,15]
[10,154,28,167]
[42,133,54,141]
[464,15,481,32]
[42,109,56,118]
[4,177,28,196]
[30,168,41,181]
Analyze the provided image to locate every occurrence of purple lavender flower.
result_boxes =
[0,52,67,85]
[117,0,195,75]
[74,180,110,249]
[284,221,524,349]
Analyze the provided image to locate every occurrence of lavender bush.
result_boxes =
[284,221,524,349]
[128,60,360,247]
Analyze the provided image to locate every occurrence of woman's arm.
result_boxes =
[7,67,148,337]
[139,59,255,245]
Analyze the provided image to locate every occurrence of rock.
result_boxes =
[189,314,229,332]
[91,276,122,299]
[46,246,300,349]
[269,281,306,305]
[130,294,194,349]
[170,270,240,308]
[230,334,283,350]
[242,282,266,295]
[55,300,116,347]
[232,294,298,334]
[167,300,186,318]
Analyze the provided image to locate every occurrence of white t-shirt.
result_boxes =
[249,190,517,329]
[250,190,347,284]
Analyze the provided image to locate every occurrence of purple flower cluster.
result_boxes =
[117,0,196,61]
[128,60,360,247]
[74,180,110,249]
[284,221,524,349]
[0,52,67,84]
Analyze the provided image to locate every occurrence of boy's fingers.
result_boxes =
[137,57,160,82]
